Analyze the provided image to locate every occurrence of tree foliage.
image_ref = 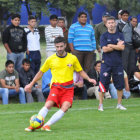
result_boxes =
[96,0,140,15]
[23,0,50,20]
[48,0,96,26]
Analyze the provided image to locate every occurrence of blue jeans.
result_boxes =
[0,88,9,104]
[8,88,26,104]
[109,83,131,99]
[42,87,50,98]
[7,52,24,72]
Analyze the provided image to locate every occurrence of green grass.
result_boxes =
[0,98,140,140]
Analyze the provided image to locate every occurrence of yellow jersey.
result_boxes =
[40,53,83,83]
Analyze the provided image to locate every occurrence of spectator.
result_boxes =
[130,17,140,65]
[109,70,131,99]
[19,58,45,103]
[24,15,41,74]
[42,69,52,98]
[116,10,122,24]
[117,10,135,78]
[0,60,26,104]
[2,14,27,72]
[95,11,110,59]
[98,16,126,111]
[45,14,63,57]
[85,60,111,99]
[73,72,87,100]
[129,60,140,92]
[68,11,96,73]
[57,17,70,52]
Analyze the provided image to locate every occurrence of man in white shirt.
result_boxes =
[45,15,63,57]
[24,15,41,74]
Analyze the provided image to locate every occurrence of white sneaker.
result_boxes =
[116,104,127,110]
[98,104,104,111]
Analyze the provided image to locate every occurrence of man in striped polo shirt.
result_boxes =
[45,15,63,57]
[68,11,96,73]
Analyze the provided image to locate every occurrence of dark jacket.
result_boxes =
[2,24,27,53]
[85,68,100,88]
[19,67,37,88]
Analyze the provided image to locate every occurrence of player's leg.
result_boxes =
[42,86,74,131]
[42,101,71,131]
[98,64,111,111]
[112,66,126,110]
[25,100,55,132]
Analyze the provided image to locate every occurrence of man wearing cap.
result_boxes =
[94,12,110,59]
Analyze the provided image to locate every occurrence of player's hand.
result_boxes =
[88,78,96,85]
[24,84,32,93]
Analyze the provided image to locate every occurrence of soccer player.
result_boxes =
[98,16,126,111]
[25,37,96,132]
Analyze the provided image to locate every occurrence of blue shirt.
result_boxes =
[42,69,52,91]
[68,22,96,51]
[100,31,124,66]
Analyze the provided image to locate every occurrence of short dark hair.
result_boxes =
[58,17,65,22]
[50,14,58,20]
[54,37,66,44]
[94,60,102,67]
[130,16,137,21]
[5,60,14,67]
[11,14,21,20]
[78,11,87,17]
[120,10,129,16]
[22,58,31,65]
[106,16,116,22]
[28,15,36,21]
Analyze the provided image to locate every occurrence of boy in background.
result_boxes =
[19,58,45,103]
[24,15,41,74]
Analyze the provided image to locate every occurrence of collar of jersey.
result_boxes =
[56,52,67,58]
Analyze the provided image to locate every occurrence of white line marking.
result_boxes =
[0,104,140,115]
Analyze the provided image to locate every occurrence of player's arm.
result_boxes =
[108,40,125,51]
[102,45,114,52]
[78,70,96,85]
[24,71,44,93]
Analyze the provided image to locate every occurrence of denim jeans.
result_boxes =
[7,52,24,72]
[8,87,26,104]
[42,87,50,98]
[0,88,9,104]
[109,83,131,99]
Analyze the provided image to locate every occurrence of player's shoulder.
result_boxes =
[67,53,78,60]
[101,31,108,38]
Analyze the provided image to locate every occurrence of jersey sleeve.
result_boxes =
[40,58,50,73]
[73,56,83,72]
[100,34,107,48]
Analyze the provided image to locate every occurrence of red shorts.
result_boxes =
[46,80,74,108]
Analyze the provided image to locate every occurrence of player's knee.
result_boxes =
[45,101,55,110]
[61,102,71,112]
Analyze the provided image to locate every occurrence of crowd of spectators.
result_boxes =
[1,9,140,105]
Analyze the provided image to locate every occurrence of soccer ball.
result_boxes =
[30,114,44,129]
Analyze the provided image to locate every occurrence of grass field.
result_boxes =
[0,98,140,140]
